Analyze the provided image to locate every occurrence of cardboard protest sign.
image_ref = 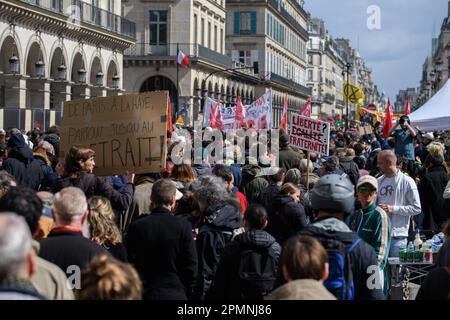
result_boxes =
[289,115,331,156]
[60,91,168,176]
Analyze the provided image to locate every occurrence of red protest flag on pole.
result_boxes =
[177,49,190,68]
[404,96,411,115]
[281,93,288,129]
[235,96,247,129]
[209,101,217,128]
[215,100,223,129]
[167,96,173,133]
[383,98,393,139]
[299,98,311,117]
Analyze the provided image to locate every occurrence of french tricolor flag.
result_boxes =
[177,49,190,68]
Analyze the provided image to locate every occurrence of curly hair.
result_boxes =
[77,255,142,300]
[87,196,122,245]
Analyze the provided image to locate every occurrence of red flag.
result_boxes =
[167,96,173,133]
[383,98,393,139]
[281,93,288,129]
[209,102,217,128]
[404,96,411,115]
[235,96,247,129]
[177,49,190,68]
[299,98,311,117]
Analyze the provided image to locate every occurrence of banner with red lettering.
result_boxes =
[289,114,330,155]
[203,91,272,130]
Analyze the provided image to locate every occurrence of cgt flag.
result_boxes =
[298,98,311,117]
[177,49,190,68]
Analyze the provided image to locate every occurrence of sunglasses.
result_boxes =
[358,186,377,194]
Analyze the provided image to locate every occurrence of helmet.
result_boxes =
[399,115,410,125]
[311,174,354,215]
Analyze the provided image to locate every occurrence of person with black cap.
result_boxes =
[1,130,42,190]
[298,174,385,300]
[387,115,417,176]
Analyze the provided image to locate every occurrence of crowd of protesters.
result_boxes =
[0,115,449,301]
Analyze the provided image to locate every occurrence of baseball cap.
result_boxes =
[423,132,434,141]
[356,175,378,192]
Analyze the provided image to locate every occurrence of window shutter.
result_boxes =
[234,12,240,35]
[250,11,257,34]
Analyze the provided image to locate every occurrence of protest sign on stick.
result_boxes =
[60,91,168,176]
[289,114,331,156]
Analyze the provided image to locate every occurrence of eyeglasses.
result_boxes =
[358,186,377,194]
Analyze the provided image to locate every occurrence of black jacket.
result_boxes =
[279,146,302,172]
[239,165,269,203]
[265,194,308,245]
[256,184,281,211]
[415,267,450,300]
[54,173,134,211]
[33,153,58,191]
[298,218,385,300]
[39,229,109,273]
[194,202,243,300]
[125,207,198,300]
[419,165,449,231]
[2,147,42,190]
[208,229,281,300]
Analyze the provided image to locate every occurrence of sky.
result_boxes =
[304,0,448,100]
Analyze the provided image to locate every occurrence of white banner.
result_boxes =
[203,91,272,130]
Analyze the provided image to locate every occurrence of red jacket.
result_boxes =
[235,191,248,216]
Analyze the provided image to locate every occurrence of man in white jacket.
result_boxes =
[376,150,421,257]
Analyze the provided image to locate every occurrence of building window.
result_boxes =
[149,11,167,45]
[208,22,211,48]
[240,12,252,35]
[220,29,224,53]
[239,51,252,66]
[201,18,205,45]
[308,55,313,64]
[214,25,218,51]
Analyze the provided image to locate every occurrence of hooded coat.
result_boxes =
[265,193,308,245]
[2,146,42,190]
[239,165,269,203]
[194,202,243,300]
[208,229,281,300]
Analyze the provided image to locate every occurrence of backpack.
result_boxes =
[317,236,362,300]
[339,160,360,186]
[237,245,278,299]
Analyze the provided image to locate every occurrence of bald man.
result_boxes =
[376,150,421,257]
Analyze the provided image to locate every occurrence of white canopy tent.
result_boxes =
[409,80,450,131]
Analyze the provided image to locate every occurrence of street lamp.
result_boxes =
[96,70,104,86]
[343,62,352,130]
[35,50,45,78]
[112,74,120,89]
[9,53,19,74]
[77,68,86,84]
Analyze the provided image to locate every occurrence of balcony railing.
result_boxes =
[18,0,136,38]
[125,43,233,69]
[268,72,312,96]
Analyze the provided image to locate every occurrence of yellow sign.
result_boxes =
[176,115,184,125]
[344,81,365,105]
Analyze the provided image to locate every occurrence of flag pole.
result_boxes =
[176,43,180,121]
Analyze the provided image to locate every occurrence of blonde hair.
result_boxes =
[427,141,445,157]
[77,255,142,300]
[87,196,122,245]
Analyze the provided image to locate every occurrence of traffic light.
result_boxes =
[253,61,259,74]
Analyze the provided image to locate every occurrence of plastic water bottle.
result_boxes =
[407,242,415,263]
[414,229,423,249]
